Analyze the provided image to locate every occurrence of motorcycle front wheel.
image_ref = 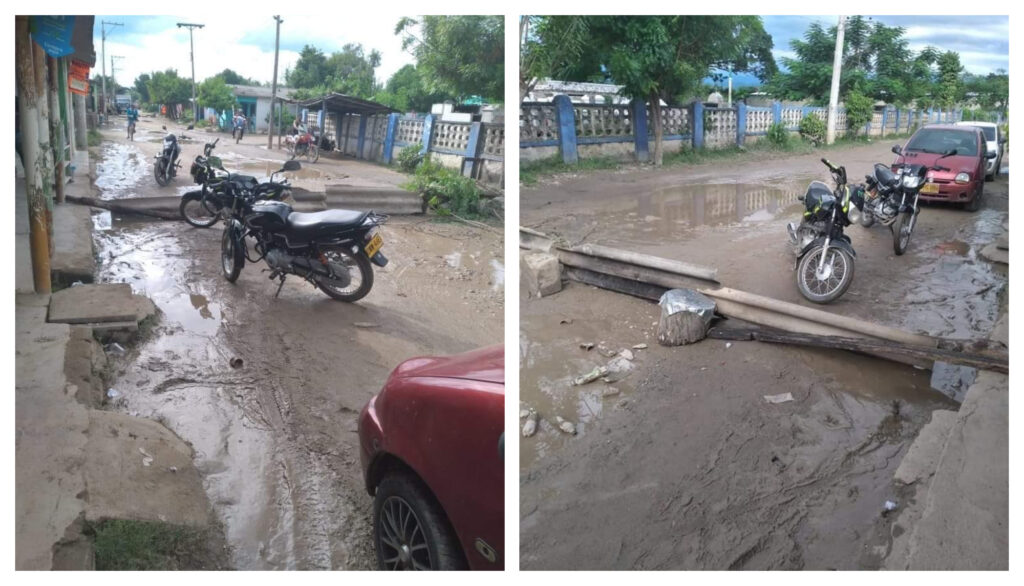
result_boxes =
[314,246,373,302]
[221,227,244,282]
[180,192,220,228]
[154,159,170,186]
[307,143,320,163]
[796,246,855,304]
[892,211,914,255]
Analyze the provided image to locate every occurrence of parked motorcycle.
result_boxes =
[180,139,287,228]
[859,144,956,255]
[154,124,193,186]
[219,178,388,302]
[787,158,866,304]
[288,129,320,163]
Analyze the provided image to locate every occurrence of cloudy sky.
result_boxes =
[763,15,1009,74]
[93,15,417,89]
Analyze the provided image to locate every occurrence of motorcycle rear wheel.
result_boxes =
[315,246,373,302]
[221,227,244,282]
[891,211,914,255]
[796,246,855,304]
[307,143,320,163]
[180,192,220,228]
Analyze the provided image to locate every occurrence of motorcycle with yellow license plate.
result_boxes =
[787,158,867,304]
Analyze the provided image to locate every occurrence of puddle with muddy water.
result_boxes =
[95,142,150,199]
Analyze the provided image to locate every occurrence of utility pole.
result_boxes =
[100,20,123,123]
[177,22,205,122]
[268,15,283,149]
[826,15,846,145]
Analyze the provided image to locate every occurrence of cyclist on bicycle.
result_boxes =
[126,103,140,140]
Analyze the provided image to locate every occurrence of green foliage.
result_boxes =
[396,144,424,172]
[90,519,221,571]
[397,16,504,103]
[844,90,874,135]
[404,156,480,216]
[935,51,964,108]
[963,70,1008,115]
[520,155,620,186]
[86,129,102,147]
[198,76,236,112]
[373,64,452,113]
[285,43,381,99]
[133,73,151,104]
[146,69,192,113]
[265,104,296,132]
[195,119,210,128]
[766,122,789,147]
[215,68,260,86]
[798,114,826,145]
[520,16,594,101]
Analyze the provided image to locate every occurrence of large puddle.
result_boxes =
[94,143,150,199]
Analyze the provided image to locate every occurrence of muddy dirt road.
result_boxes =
[90,123,503,569]
[520,141,1008,569]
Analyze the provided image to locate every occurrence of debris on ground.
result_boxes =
[601,387,621,397]
[580,342,595,351]
[522,409,539,437]
[560,319,573,325]
[763,392,794,404]
[353,322,380,328]
[107,388,121,399]
[882,500,899,516]
[138,447,154,467]
[573,366,609,386]
[726,342,732,349]
[657,288,716,346]
[106,342,126,355]
[555,416,577,435]
[520,408,531,419]
[229,357,244,369]
[619,349,634,361]
[632,343,648,350]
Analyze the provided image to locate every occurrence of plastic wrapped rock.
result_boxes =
[657,288,716,346]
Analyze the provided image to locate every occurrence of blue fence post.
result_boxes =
[356,114,369,159]
[894,108,901,134]
[631,98,650,162]
[552,95,578,164]
[736,101,747,147]
[461,121,483,177]
[420,114,435,156]
[382,113,399,164]
[772,101,782,126]
[693,101,705,149]
[881,107,889,137]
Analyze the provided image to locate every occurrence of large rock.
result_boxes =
[521,251,562,298]
[50,205,96,287]
[48,283,137,324]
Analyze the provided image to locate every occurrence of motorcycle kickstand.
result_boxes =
[274,274,287,298]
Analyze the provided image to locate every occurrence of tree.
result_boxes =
[324,43,381,98]
[964,70,1008,115]
[133,73,151,104]
[935,51,964,108]
[215,68,259,86]
[396,15,504,103]
[198,76,236,113]
[373,64,450,112]
[285,45,328,89]
[844,90,874,136]
[519,15,592,103]
[147,69,192,117]
[581,16,776,166]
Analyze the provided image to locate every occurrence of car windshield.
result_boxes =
[906,129,979,156]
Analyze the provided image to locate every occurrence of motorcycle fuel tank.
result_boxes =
[246,200,293,232]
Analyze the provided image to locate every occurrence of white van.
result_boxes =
[955,121,1005,180]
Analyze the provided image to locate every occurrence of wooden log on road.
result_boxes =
[708,325,1008,374]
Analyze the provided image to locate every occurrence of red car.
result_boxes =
[893,124,995,211]
[358,345,504,571]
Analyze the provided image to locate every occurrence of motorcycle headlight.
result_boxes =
[901,175,922,189]
[954,172,971,184]
[847,205,862,225]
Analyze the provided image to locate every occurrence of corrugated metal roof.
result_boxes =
[292,93,396,115]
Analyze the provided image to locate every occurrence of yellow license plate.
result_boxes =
[365,233,383,257]
[920,182,940,195]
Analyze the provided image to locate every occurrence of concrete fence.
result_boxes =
[521,96,967,164]
[301,109,504,186]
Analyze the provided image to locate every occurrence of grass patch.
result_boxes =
[87,129,103,147]
[520,155,621,186]
[90,519,226,571]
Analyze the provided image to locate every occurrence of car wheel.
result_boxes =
[965,181,984,212]
[374,471,467,571]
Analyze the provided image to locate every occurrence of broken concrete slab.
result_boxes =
[989,314,1008,347]
[48,283,137,324]
[84,410,213,528]
[979,242,1008,264]
[521,251,562,298]
[893,410,957,485]
[51,204,97,288]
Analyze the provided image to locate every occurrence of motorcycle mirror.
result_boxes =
[282,160,302,172]
[891,145,902,155]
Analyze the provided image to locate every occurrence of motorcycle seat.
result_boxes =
[286,209,368,232]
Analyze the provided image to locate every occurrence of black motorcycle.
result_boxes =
[859,144,956,255]
[154,124,193,186]
[220,185,389,302]
[787,158,866,304]
[180,139,286,228]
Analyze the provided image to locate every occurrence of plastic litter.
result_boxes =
[632,343,648,350]
[658,289,716,325]
[138,447,154,467]
[573,366,608,386]
[580,342,595,351]
[522,409,538,437]
[883,500,899,515]
[555,416,577,435]
[619,349,634,361]
[105,342,126,355]
[230,357,244,369]
[763,392,795,404]
[726,342,733,349]
[70,281,84,287]
[106,388,121,399]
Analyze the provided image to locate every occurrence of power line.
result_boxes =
[177,22,205,122]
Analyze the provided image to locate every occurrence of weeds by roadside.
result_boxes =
[89,519,228,570]
[521,156,621,186]
[87,129,103,147]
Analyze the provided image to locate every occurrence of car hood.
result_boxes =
[899,151,978,174]
[391,344,504,385]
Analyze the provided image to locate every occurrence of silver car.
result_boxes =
[956,121,1005,180]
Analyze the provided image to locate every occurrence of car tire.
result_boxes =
[374,471,467,571]
[965,181,984,212]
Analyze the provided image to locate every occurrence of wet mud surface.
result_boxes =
[91,122,502,569]
[520,142,1008,569]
